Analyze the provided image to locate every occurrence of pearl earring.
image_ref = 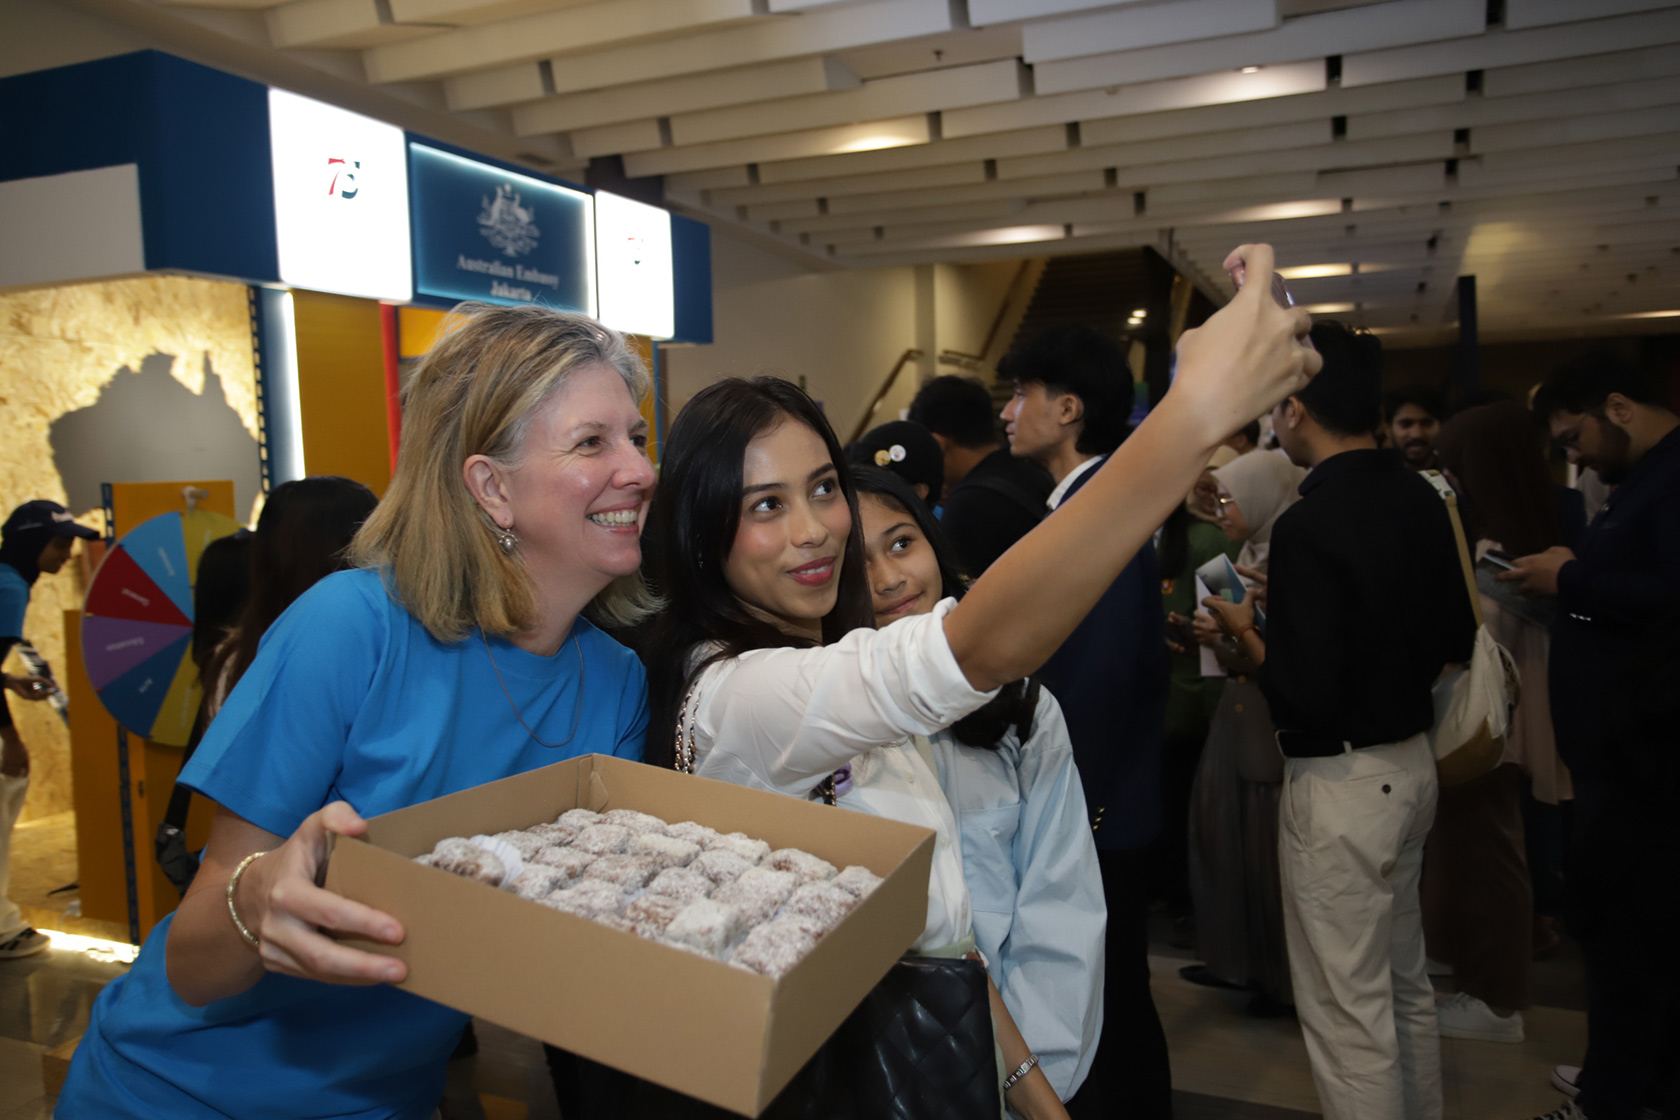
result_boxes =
[498,527,519,555]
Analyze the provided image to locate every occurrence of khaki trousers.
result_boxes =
[1,772,29,940]
[1279,734,1442,1120]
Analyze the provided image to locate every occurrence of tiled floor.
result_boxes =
[2,813,1589,1119]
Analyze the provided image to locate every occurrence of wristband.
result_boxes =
[227,851,270,950]
[1002,1053,1040,1092]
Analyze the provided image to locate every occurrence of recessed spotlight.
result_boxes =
[1131,308,1147,317]
[1240,65,1262,74]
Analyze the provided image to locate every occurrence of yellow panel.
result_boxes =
[291,290,393,497]
[147,646,201,748]
[181,509,244,578]
[111,481,236,538]
[626,334,660,465]
[65,610,127,927]
[397,305,452,359]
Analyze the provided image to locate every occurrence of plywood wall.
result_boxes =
[0,275,258,820]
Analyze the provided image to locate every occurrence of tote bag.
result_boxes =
[1420,472,1521,787]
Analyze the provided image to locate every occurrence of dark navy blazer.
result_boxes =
[1033,457,1169,852]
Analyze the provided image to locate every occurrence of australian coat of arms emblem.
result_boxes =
[478,183,540,257]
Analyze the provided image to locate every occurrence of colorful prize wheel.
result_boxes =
[82,509,243,745]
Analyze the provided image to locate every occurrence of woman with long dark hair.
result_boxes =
[157,480,378,895]
[1425,399,1580,1044]
[851,464,1103,1101]
[640,246,1317,1116]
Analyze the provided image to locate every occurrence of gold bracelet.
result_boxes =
[226,851,270,951]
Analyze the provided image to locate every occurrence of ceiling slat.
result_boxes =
[671,59,1025,147]
[623,114,933,176]
[1023,0,1281,65]
[945,60,1325,139]
[363,0,761,84]
[1033,0,1482,95]
[510,57,858,134]
[542,0,954,96]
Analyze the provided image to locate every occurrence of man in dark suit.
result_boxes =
[1505,354,1680,1120]
[908,375,1050,574]
[1000,325,1171,1119]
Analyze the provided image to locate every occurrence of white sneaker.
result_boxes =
[1436,991,1525,1043]
[0,927,50,959]
[1527,1102,1587,1120]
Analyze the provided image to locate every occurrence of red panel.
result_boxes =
[84,545,191,628]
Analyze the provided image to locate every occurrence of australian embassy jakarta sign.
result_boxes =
[409,143,596,313]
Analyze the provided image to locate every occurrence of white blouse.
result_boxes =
[683,598,996,950]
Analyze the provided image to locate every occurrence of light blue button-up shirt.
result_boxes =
[931,689,1106,1100]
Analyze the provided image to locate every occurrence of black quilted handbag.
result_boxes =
[759,954,999,1120]
[584,955,1000,1120]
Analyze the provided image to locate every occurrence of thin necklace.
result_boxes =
[481,629,585,748]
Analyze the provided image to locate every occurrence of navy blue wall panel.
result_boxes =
[0,51,276,283]
[671,213,713,345]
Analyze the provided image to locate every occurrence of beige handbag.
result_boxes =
[1421,472,1521,787]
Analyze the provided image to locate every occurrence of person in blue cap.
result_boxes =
[0,499,99,960]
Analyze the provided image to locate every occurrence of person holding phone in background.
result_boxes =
[0,500,99,961]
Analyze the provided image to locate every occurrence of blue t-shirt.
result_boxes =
[59,569,649,1120]
[0,562,29,638]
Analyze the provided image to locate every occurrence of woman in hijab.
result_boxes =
[1155,445,1242,940]
[1424,400,1581,1043]
[1180,448,1306,1014]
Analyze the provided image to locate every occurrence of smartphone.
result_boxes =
[1229,259,1314,350]
[1228,261,1296,309]
[1481,549,1516,571]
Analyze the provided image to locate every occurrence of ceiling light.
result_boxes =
[1240,66,1262,74]
[944,225,1065,248]
[832,133,923,155]
[1618,309,1680,319]
[1300,301,1356,314]
[1131,308,1147,317]
[1277,263,1354,280]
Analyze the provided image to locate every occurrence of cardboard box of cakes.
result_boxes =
[324,752,935,1116]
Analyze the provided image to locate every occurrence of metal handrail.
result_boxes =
[846,348,923,444]
[936,259,1034,367]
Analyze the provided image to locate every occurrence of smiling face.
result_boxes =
[1388,402,1440,466]
[858,493,942,627]
[1214,483,1252,541]
[722,417,853,639]
[474,361,655,597]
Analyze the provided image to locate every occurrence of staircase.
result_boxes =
[990,247,1178,409]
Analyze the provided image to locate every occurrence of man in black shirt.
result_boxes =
[1215,323,1475,1120]
[908,375,1050,574]
[1503,354,1679,1120]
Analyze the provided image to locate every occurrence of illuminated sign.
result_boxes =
[409,144,595,312]
[594,191,675,340]
[268,88,411,301]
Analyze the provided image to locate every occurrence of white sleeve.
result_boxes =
[691,599,997,798]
